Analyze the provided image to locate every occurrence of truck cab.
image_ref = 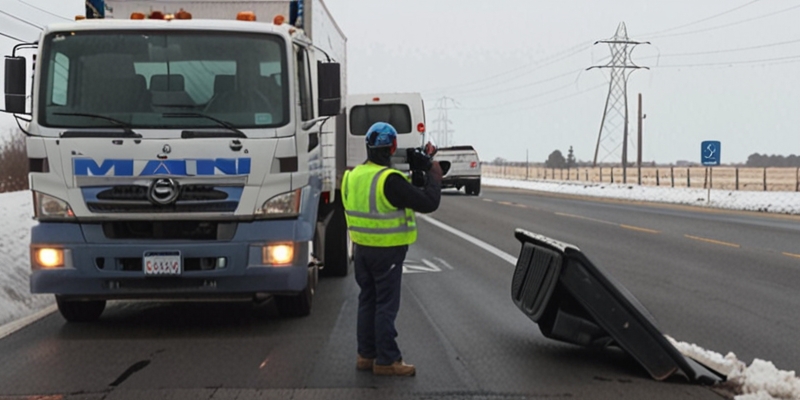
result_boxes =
[2,4,348,322]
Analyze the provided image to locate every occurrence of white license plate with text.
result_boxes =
[143,251,181,275]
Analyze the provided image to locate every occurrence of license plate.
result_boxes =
[143,251,181,275]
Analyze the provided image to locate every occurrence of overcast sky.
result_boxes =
[2,0,799,164]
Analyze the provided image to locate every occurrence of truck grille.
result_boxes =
[85,184,241,214]
[88,202,237,213]
[96,185,228,202]
[102,220,236,240]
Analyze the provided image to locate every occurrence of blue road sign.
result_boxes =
[701,141,721,166]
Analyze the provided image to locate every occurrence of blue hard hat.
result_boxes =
[365,122,398,148]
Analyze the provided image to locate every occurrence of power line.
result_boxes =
[465,82,607,118]
[17,0,72,21]
[645,4,800,40]
[460,80,578,111]
[458,67,583,99]
[423,41,593,94]
[653,54,800,68]
[639,0,762,37]
[458,55,612,100]
[642,37,800,59]
[0,31,26,42]
[449,50,595,97]
[0,10,43,30]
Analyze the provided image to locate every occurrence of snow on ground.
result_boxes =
[0,179,798,399]
[0,191,52,327]
[482,177,800,215]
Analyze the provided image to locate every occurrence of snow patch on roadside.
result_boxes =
[667,336,800,400]
[0,191,53,326]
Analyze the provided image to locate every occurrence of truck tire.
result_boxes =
[275,265,316,317]
[56,296,105,322]
[471,179,481,196]
[320,199,350,278]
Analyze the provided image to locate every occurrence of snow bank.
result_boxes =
[0,191,53,326]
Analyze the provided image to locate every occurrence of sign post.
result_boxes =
[701,141,721,203]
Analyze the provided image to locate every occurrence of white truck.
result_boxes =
[0,0,370,321]
[345,93,427,168]
[434,145,482,195]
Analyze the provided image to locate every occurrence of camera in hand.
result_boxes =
[390,147,434,186]
[407,147,433,172]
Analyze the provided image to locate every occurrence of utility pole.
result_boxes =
[588,22,649,174]
[526,149,529,180]
[637,93,643,185]
[430,96,459,148]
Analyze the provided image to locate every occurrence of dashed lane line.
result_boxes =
[554,212,617,226]
[684,234,741,248]
[620,224,661,234]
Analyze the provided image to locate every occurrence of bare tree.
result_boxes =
[0,132,29,193]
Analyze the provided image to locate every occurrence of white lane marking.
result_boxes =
[435,257,455,270]
[0,304,57,340]
[417,214,517,266]
[403,259,442,274]
[421,259,443,272]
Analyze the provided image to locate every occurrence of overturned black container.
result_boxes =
[512,228,722,384]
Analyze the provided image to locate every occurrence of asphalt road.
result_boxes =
[1,185,798,399]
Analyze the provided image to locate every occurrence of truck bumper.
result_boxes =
[441,176,480,189]
[30,220,312,300]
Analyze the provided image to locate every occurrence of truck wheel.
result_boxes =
[55,296,105,323]
[320,200,350,277]
[275,265,316,318]
[472,180,481,196]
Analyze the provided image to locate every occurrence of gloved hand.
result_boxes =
[424,141,437,156]
[428,161,443,183]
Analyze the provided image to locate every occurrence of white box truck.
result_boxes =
[1,0,369,321]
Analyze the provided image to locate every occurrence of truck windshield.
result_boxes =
[39,30,288,131]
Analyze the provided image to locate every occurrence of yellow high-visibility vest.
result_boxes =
[341,162,417,247]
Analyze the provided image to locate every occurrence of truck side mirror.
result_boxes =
[4,56,27,114]
[317,61,341,117]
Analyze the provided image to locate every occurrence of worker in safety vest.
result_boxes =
[341,122,442,376]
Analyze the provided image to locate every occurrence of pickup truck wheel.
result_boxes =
[55,296,105,323]
[472,180,481,196]
[275,266,315,318]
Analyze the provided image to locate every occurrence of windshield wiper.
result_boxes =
[162,112,247,139]
[52,112,141,138]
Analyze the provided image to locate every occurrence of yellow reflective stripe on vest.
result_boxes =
[341,163,417,247]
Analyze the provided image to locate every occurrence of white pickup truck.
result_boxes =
[434,146,481,195]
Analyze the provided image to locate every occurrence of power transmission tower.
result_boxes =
[588,22,649,169]
[429,96,459,148]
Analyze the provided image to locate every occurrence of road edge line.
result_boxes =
[0,304,57,340]
[417,214,517,266]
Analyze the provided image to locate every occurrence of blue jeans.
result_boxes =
[354,244,408,366]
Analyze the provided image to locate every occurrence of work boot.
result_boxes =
[373,359,416,376]
[356,354,374,371]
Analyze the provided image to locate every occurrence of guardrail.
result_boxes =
[483,165,800,192]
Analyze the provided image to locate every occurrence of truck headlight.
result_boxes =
[33,192,75,220]
[262,243,294,266]
[32,247,65,269]
[255,189,301,219]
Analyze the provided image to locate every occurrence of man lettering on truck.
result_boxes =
[341,122,442,376]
